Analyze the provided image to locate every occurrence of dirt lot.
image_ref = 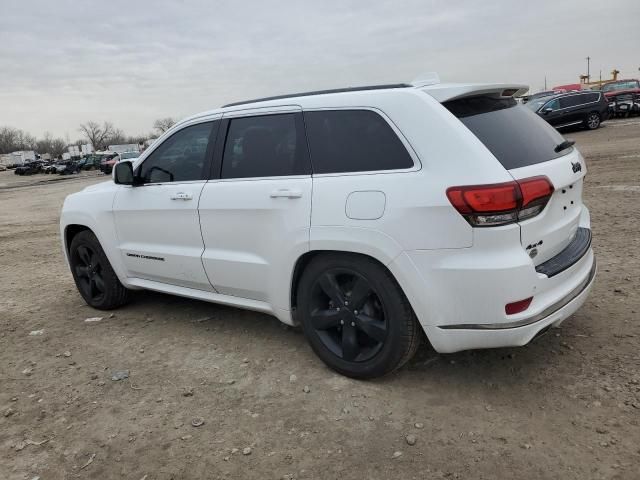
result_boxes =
[1,120,639,480]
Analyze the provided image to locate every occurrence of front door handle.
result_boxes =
[270,189,302,199]
[170,192,193,201]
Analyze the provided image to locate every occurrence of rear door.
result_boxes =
[444,96,586,265]
[198,108,312,306]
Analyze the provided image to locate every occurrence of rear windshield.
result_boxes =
[444,96,569,170]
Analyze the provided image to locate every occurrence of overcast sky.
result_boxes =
[1,0,639,140]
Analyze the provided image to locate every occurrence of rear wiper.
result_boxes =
[554,139,575,153]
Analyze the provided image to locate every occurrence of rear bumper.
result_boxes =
[420,251,595,353]
[387,219,596,353]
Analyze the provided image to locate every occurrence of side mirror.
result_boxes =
[542,107,553,114]
[113,161,134,185]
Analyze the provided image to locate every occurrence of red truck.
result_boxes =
[601,79,640,117]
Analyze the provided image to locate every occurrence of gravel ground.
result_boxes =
[1,119,639,479]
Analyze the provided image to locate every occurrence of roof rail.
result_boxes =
[223,83,412,108]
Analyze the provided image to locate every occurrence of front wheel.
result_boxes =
[585,112,601,130]
[297,254,421,379]
[69,230,130,309]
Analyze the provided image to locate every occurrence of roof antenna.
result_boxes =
[411,72,440,87]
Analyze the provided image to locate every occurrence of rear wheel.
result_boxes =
[585,112,600,130]
[297,254,420,379]
[69,230,130,309]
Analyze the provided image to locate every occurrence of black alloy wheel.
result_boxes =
[297,254,421,379]
[73,245,106,304]
[69,230,130,309]
[309,268,387,363]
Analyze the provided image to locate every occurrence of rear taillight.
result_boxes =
[446,176,554,227]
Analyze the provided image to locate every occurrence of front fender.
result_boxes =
[60,185,129,285]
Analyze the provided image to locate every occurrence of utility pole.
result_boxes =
[586,56,591,82]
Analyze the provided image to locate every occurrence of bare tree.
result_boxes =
[78,121,115,150]
[153,117,176,134]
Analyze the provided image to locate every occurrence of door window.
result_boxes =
[559,95,581,109]
[543,99,560,111]
[138,122,214,183]
[304,109,414,174]
[221,114,308,179]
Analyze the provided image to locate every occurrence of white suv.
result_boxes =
[60,79,596,378]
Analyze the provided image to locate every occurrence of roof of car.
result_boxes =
[173,80,530,128]
[222,83,412,107]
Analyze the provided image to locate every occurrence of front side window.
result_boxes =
[543,99,560,111]
[138,122,213,183]
[221,114,307,179]
[304,110,413,174]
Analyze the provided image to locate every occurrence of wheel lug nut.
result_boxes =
[351,322,356,327]
[353,310,358,315]
[340,320,344,325]
[344,301,349,306]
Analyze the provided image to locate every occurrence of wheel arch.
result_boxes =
[289,249,409,313]
[64,224,93,253]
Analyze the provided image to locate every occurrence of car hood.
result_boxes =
[81,180,114,193]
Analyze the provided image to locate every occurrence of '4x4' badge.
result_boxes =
[571,161,582,173]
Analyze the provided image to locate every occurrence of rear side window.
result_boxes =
[559,95,582,108]
[221,114,309,179]
[585,92,600,103]
[304,110,413,174]
[444,96,568,170]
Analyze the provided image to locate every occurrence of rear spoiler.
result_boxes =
[421,83,529,103]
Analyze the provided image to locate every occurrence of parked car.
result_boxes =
[525,90,609,130]
[99,153,120,174]
[41,163,57,174]
[14,161,43,175]
[81,154,101,170]
[60,80,595,378]
[601,79,640,117]
[58,161,81,175]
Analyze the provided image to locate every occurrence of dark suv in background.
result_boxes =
[526,90,609,130]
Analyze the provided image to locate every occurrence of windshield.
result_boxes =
[603,81,639,92]
[525,97,553,111]
[120,152,138,159]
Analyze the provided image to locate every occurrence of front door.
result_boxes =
[198,110,312,309]
[112,120,219,291]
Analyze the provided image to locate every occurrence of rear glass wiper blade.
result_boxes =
[554,139,575,153]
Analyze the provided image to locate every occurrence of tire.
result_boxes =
[297,253,421,379]
[69,230,130,310]
[585,112,601,130]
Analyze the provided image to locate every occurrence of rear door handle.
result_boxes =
[270,189,302,199]
[170,192,193,201]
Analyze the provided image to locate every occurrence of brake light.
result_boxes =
[446,176,554,227]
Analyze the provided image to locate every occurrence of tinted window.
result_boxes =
[543,99,560,111]
[585,92,600,103]
[138,122,213,183]
[559,95,581,108]
[444,96,569,170]
[221,114,307,179]
[304,110,413,174]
